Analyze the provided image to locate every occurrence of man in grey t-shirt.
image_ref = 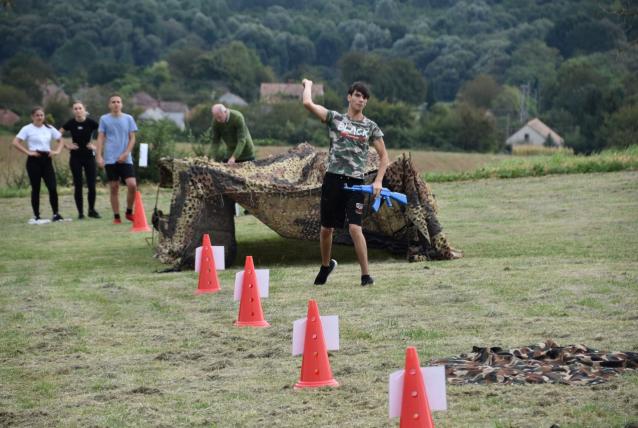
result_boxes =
[96,94,139,224]
[302,79,389,287]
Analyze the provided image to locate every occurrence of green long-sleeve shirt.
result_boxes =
[212,109,255,162]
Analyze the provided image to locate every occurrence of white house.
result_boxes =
[506,118,564,147]
[138,100,189,130]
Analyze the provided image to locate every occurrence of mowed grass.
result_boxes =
[0,172,637,427]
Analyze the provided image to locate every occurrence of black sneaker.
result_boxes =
[314,259,337,285]
[88,210,101,219]
[78,213,85,220]
[361,275,374,286]
[52,213,64,222]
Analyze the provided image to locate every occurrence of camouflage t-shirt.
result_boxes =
[325,110,384,178]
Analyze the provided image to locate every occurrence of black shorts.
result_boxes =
[105,163,135,183]
[320,172,365,228]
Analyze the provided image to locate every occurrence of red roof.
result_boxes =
[260,83,324,100]
[0,108,20,126]
[526,118,564,145]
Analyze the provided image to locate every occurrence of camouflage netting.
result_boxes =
[152,143,461,269]
[430,340,638,385]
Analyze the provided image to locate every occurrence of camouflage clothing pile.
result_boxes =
[431,340,638,386]
[153,143,461,269]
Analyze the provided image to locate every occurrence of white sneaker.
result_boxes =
[28,218,50,225]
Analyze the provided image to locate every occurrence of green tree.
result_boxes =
[339,52,427,104]
[136,119,179,182]
[505,40,562,87]
[457,74,502,110]
[600,104,638,149]
[1,52,54,101]
[453,103,501,152]
[44,97,71,128]
[546,57,624,152]
[51,37,99,74]
[193,41,273,101]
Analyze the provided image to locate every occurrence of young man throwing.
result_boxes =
[96,94,139,224]
[302,79,389,286]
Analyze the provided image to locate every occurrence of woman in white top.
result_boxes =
[12,106,65,223]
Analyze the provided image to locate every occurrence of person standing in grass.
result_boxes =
[302,79,389,286]
[96,94,138,224]
[60,101,100,220]
[12,106,66,224]
[210,104,255,164]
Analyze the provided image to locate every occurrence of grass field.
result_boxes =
[0,169,637,427]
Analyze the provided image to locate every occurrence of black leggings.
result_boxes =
[69,155,97,214]
[26,156,58,217]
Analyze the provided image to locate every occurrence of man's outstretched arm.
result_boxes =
[302,79,328,122]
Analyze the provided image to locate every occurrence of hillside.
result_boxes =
[1,0,637,153]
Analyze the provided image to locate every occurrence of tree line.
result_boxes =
[1,0,636,153]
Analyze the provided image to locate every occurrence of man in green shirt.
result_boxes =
[211,104,255,164]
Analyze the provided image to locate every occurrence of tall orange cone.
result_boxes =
[195,234,221,294]
[294,299,339,389]
[131,191,151,232]
[400,347,434,428]
[234,256,269,327]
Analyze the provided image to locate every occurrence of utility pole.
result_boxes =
[519,83,529,124]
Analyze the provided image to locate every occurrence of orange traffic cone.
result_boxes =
[195,234,221,294]
[400,347,434,428]
[294,299,339,389]
[234,256,269,327]
[131,191,151,232]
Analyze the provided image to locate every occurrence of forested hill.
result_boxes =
[1,0,636,153]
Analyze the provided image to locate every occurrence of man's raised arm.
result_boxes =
[302,79,328,122]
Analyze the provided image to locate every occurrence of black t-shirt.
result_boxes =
[62,117,99,156]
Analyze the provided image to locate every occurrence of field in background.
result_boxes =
[1,136,512,190]
[0,136,76,190]
[0,170,636,427]
[256,145,511,173]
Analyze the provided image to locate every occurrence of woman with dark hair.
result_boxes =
[12,106,65,224]
[60,101,100,219]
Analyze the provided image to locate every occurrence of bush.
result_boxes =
[424,145,638,182]
[187,126,215,158]
[135,120,179,182]
[511,144,574,156]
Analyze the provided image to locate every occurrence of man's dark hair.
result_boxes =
[347,81,370,99]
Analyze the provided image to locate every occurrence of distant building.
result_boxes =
[260,83,324,103]
[132,91,159,109]
[0,108,20,127]
[134,92,189,130]
[218,92,248,107]
[506,118,564,147]
[41,83,70,106]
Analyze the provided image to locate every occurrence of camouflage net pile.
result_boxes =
[430,340,638,385]
[153,143,461,269]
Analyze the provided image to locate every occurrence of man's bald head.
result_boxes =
[212,104,228,123]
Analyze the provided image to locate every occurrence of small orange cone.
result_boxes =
[294,299,339,389]
[234,256,269,327]
[131,191,151,232]
[195,234,221,294]
[400,347,434,428]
